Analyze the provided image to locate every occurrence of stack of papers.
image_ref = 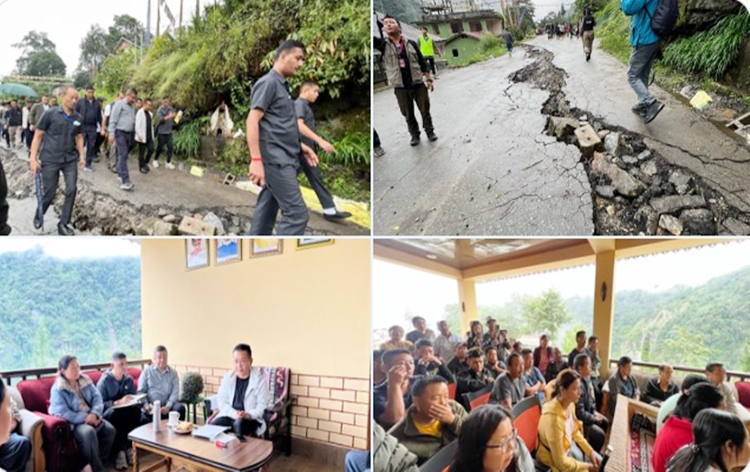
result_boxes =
[192,425,231,441]
[112,394,148,409]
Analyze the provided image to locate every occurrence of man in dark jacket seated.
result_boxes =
[413,339,455,383]
[456,349,495,406]
[573,353,609,453]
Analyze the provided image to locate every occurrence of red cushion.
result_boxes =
[128,368,142,390]
[17,377,57,413]
[82,370,103,386]
[735,381,750,409]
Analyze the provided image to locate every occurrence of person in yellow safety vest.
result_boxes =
[418,28,439,77]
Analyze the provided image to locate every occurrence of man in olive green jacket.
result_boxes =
[388,376,467,465]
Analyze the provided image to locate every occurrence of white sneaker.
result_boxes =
[152,160,159,168]
[120,182,134,191]
[115,451,127,470]
[166,162,175,170]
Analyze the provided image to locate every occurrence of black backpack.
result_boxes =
[645,0,679,37]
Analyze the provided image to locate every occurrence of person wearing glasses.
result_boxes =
[448,404,533,472]
[537,369,601,472]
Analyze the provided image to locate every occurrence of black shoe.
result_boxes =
[586,53,591,61]
[427,132,438,142]
[33,213,42,230]
[57,223,75,236]
[631,103,649,116]
[374,146,386,158]
[324,211,352,222]
[139,166,150,174]
[111,166,119,174]
[643,100,665,124]
[410,135,420,146]
[92,157,100,163]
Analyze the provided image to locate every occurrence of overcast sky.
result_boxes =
[0,0,216,77]
[0,238,140,259]
[373,240,750,330]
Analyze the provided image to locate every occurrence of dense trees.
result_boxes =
[12,31,66,77]
[0,248,141,371]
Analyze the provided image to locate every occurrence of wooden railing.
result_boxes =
[1,358,152,386]
[607,359,750,382]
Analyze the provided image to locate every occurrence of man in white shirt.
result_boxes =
[706,362,750,423]
[211,344,269,440]
[433,320,461,363]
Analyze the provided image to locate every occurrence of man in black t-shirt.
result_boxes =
[374,14,437,147]
[580,8,596,61]
[29,86,85,236]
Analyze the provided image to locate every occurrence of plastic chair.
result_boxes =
[462,384,493,412]
[447,382,457,400]
[419,439,458,472]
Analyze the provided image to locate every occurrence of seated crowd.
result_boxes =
[371,317,750,472]
[0,343,267,472]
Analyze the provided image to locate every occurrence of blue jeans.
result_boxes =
[627,41,660,108]
[345,450,370,472]
[0,433,32,472]
[115,130,133,184]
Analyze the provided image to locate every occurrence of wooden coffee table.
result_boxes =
[129,420,274,472]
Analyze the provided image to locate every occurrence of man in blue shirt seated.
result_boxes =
[373,349,421,429]
[137,345,185,423]
[210,344,269,441]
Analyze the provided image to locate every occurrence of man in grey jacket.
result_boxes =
[107,89,138,191]
[137,345,185,422]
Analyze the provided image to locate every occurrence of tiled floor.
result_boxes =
[104,451,335,471]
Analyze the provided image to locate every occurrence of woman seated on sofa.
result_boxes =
[641,364,680,407]
[666,408,750,472]
[49,355,117,472]
[651,382,725,472]
[0,381,31,472]
[449,404,533,472]
[537,369,601,472]
[606,356,640,417]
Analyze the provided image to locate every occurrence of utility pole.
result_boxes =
[157,3,161,37]
[146,0,152,46]
[179,0,184,32]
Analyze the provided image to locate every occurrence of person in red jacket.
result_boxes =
[651,382,725,472]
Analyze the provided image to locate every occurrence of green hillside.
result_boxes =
[0,248,142,371]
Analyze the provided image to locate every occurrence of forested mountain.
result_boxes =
[442,265,750,371]
[0,248,141,371]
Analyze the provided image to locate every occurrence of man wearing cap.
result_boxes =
[374,14,437,147]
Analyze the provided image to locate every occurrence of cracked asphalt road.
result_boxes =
[373,36,750,235]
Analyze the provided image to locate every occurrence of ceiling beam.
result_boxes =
[613,238,731,259]
[587,238,616,253]
[373,242,462,279]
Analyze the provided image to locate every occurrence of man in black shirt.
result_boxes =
[247,40,319,235]
[210,344,268,440]
[29,86,84,236]
[375,15,437,147]
[413,339,455,383]
[580,8,596,61]
[0,156,10,235]
[75,86,102,171]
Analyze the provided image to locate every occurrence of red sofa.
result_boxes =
[736,380,750,411]
[16,368,142,472]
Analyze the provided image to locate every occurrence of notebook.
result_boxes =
[112,393,148,409]
[192,425,231,441]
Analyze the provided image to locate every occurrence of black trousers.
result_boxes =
[154,134,173,163]
[103,405,142,451]
[300,156,335,210]
[210,416,263,438]
[425,56,436,75]
[138,140,154,169]
[374,129,381,148]
[249,163,308,235]
[0,157,10,235]
[394,84,434,138]
[83,125,98,166]
[584,416,609,453]
[41,159,78,226]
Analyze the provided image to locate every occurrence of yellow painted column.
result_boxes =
[593,250,616,379]
[457,278,478,336]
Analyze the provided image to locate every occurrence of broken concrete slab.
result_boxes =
[650,195,706,214]
[547,116,580,139]
[596,186,615,198]
[604,132,621,156]
[640,160,658,177]
[203,211,226,235]
[668,171,692,195]
[178,216,216,236]
[680,208,715,235]
[722,217,750,236]
[135,217,177,236]
[575,124,604,158]
[592,152,646,197]
[659,214,683,236]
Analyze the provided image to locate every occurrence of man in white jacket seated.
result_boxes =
[135,98,155,175]
[210,344,269,441]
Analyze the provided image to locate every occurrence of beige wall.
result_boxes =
[140,238,371,380]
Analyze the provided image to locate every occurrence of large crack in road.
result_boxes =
[510,45,750,236]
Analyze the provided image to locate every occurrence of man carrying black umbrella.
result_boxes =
[29,86,85,236]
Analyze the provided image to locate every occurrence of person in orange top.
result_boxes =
[537,369,601,472]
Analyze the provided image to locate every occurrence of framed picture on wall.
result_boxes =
[215,238,242,265]
[250,239,283,258]
[186,238,209,270]
[296,238,334,250]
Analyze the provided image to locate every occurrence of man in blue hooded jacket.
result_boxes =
[622,0,664,123]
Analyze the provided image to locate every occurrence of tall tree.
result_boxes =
[12,31,58,75]
[25,50,66,77]
[106,15,146,51]
[521,289,571,340]
[79,25,110,82]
